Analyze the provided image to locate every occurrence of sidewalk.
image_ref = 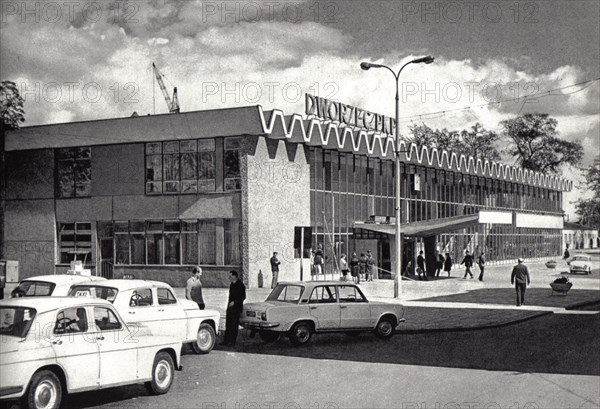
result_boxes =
[177,258,600,335]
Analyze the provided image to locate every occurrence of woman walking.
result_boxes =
[350,252,360,284]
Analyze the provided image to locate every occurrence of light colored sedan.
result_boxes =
[68,279,220,354]
[10,274,106,298]
[0,297,182,409]
[569,254,593,274]
[240,281,405,346]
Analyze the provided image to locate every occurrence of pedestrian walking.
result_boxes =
[359,253,367,282]
[270,251,281,289]
[444,253,453,277]
[510,258,530,306]
[403,260,412,277]
[340,253,349,281]
[350,252,360,284]
[416,250,427,280]
[366,250,375,281]
[461,250,474,279]
[222,270,246,346]
[435,251,444,277]
[313,244,325,278]
[478,252,486,281]
[185,266,205,310]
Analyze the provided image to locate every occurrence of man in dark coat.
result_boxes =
[511,258,531,306]
[416,251,427,281]
[477,252,486,282]
[222,270,246,346]
[270,252,281,289]
[461,250,474,279]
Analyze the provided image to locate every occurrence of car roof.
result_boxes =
[22,274,106,285]
[0,296,113,312]
[70,279,173,291]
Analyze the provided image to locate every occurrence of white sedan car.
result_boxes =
[0,297,182,409]
[68,279,220,354]
[240,281,405,346]
[10,274,106,297]
[569,254,593,274]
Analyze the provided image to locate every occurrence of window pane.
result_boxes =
[224,219,240,265]
[198,139,215,151]
[163,141,179,154]
[181,152,197,179]
[115,234,129,264]
[164,234,180,264]
[57,160,75,198]
[131,233,145,264]
[93,307,122,331]
[146,155,163,182]
[157,288,177,305]
[180,140,197,152]
[146,142,161,155]
[163,154,180,182]
[199,220,216,265]
[199,151,216,179]
[147,233,163,264]
[182,233,198,264]
[164,220,180,232]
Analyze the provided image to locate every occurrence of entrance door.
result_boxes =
[378,239,391,279]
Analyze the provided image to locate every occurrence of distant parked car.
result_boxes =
[240,281,405,346]
[569,255,593,275]
[11,274,106,298]
[68,279,220,354]
[0,297,182,409]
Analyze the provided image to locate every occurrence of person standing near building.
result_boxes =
[359,253,367,282]
[510,258,530,306]
[313,244,325,278]
[340,253,349,281]
[478,251,486,281]
[222,270,246,346]
[270,252,281,289]
[366,250,374,282]
[416,251,427,281]
[185,266,205,310]
[461,250,474,279]
[435,251,444,277]
[350,252,360,284]
[444,253,453,277]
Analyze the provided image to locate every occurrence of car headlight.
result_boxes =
[261,312,267,321]
[583,265,588,269]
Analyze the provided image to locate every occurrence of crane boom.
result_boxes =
[152,62,180,113]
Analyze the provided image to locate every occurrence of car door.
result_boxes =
[121,287,157,329]
[337,285,372,329]
[155,287,187,341]
[51,306,100,391]
[92,305,138,387]
[308,285,340,330]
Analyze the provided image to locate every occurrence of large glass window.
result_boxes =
[224,219,241,265]
[56,147,91,198]
[146,139,216,194]
[58,222,92,264]
[199,220,216,265]
[224,137,241,191]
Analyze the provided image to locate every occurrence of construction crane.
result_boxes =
[152,62,180,113]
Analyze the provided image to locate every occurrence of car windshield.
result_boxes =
[572,256,590,262]
[68,285,119,302]
[266,284,304,304]
[12,280,55,297]
[0,307,36,337]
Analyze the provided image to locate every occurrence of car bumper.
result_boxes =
[0,385,24,400]
[241,322,280,330]
[570,267,588,273]
[395,318,406,329]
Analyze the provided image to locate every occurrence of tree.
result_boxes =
[575,158,600,227]
[408,122,501,162]
[501,113,583,175]
[1,80,25,260]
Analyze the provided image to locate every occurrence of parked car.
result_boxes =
[68,279,220,354]
[240,281,405,346]
[569,254,593,274]
[10,274,106,298]
[0,297,182,409]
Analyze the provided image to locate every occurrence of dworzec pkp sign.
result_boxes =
[305,94,397,136]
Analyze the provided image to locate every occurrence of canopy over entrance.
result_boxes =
[354,214,480,237]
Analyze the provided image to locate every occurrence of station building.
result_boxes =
[2,101,573,287]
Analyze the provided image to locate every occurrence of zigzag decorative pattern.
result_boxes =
[257,106,573,192]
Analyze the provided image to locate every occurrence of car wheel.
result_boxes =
[192,323,216,354]
[26,370,62,409]
[259,330,281,343]
[289,322,312,346]
[374,317,395,340]
[145,352,175,395]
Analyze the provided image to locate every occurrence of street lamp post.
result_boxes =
[360,56,434,298]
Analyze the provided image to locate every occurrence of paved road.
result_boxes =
[63,312,600,409]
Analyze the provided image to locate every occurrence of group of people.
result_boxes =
[339,250,375,284]
[407,249,486,281]
[185,266,246,347]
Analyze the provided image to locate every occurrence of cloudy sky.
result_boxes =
[1,0,599,216]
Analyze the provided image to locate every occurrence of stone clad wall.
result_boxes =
[241,137,311,288]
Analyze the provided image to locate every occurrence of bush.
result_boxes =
[553,276,570,284]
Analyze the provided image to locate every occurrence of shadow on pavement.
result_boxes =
[416,288,600,308]
[222,313,599,377]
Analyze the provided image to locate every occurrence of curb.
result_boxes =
[565,299,600,310]
[396,310,553,335]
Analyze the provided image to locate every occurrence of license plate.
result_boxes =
[246,311,256,317]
